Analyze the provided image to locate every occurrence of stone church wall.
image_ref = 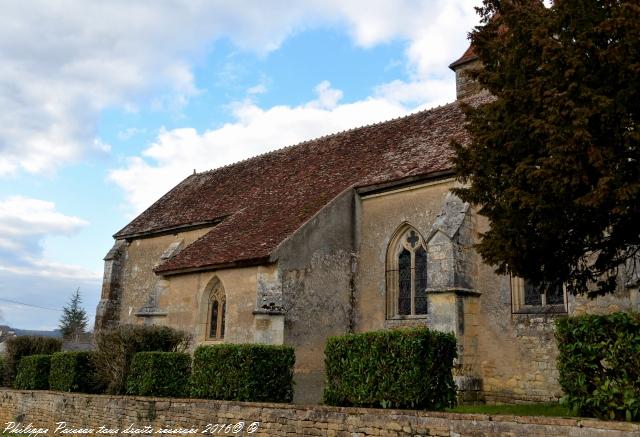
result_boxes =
[356,178,457,333]
[95,227,213,330]
[96,226,277,346]
[272,188,356,404]
[97,176,640,406]
[355,178,639,405]
[471,214,639,404]
[162,265,276,345]
[95,189,356,405]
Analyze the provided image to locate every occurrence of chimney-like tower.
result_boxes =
[449,46,482,100]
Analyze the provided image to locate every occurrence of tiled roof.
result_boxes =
[115,94,490,274]
[449,45,478,70]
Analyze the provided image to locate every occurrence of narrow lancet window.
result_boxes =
[206,278,226,340]
[209,300,219,338]
[398,249,412,315]
[415,246,428,315]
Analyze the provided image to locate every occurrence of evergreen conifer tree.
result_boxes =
[59,288,88,341]
[453,0,640,297]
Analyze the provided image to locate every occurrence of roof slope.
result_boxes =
[116,94,489,274]
[449,45,478,70]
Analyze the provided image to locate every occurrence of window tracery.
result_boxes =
[386,226,428,318]
[206,279,226,340]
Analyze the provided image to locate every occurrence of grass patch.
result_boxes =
[447,403,575,417]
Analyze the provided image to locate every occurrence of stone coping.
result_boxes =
[2,389,638,430]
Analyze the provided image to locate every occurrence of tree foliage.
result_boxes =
[3,336,61,387]
[93,324,191,395]
[452,0,640,296]
[59,288,88,340]
[555,312,640,421]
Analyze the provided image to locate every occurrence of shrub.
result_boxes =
[94,324,191,394]
[126,352,191,397]
[556,312,640,421]
[3,336,62,387]
[14,355,52,390]
[324,327,457,410]
[190,344,295,402]
[49,352,102,393]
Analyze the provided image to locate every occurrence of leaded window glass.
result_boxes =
[546,283,564,305]
[524,281,542,305]
[209,300,219,338]
[415,246,428,315]
[513,277,567,313]
[398,249,412,315]
[387,226,429,317]
[220,301,226,337]
[207,282,226,340]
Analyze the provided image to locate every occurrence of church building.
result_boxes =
[95,46,640,404]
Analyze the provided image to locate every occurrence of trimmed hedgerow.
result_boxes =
[94,324,191,394]
[14,354,52,390]
[190,344,295,402]
[126,352,191,397]
[556,312,640,422]
[49,352,102,393]
[324,327,457,410]
[3,336,62,387]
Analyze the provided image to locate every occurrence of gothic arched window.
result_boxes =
[206,279,226,340]
[386,225,428,317]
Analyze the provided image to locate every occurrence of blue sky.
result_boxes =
[0,1,480,330]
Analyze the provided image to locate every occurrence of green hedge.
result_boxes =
[126,352,191,397]
[190,344,295,402]
[324,327,457,409]
[3,336,62,387]
[14,355,52,390]
[556,312,640,421]
[94,324,191,394]
[49,352,102,393]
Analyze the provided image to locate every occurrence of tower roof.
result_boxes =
[449,45,478,70]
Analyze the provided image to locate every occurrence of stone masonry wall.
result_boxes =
[1,390,639,437]
[454,60,483,100]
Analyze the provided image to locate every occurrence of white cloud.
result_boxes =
[0,195,100,330]
[0,1,479,178]
[308,81,344,110]
[109,81,409,214]
[0,196,98,281]
[0,197,87,239]
[247,84,268,95]
[375,78,454,108]
[316,0,480,77]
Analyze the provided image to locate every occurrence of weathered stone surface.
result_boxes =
[2,390,638,437]
[94,239,128,330]
[452,58,483,100]
[428,193,469,242]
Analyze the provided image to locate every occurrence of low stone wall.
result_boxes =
[1,389,639,437]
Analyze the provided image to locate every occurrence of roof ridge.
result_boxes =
[117,91,476,267]
[198,99,462,175]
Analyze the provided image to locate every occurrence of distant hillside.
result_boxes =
[12,328,63,338]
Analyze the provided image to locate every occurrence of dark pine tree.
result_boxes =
[59,288,88,341]
[452,0,640,297]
